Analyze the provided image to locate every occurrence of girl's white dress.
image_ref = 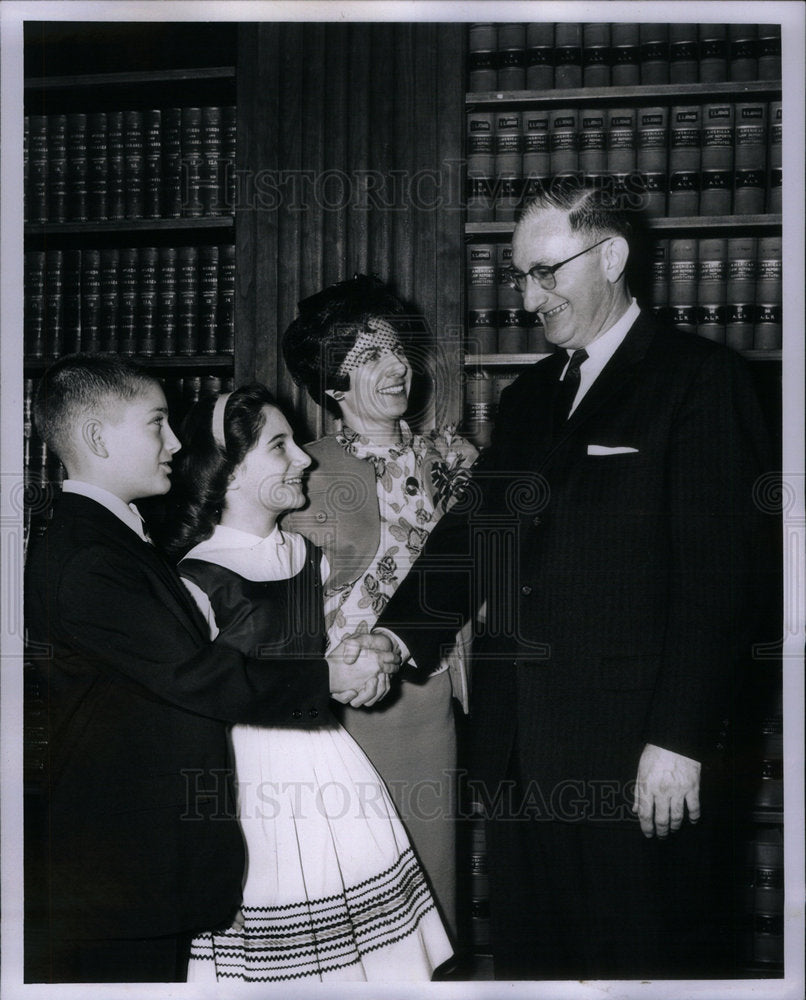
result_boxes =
[179,524,452,983]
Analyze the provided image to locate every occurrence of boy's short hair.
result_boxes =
[33,353,159,465]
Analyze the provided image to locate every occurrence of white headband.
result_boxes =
[211,392,233,449]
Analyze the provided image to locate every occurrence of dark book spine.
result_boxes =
[62,249,83,355]
[768,101,782,214]
[549,108,578,178]
[468,807,491,950]
[28,115,48,224]
[464,369,494,449]
[729,23,758,82]
[554,22,582,89]
[87,111,108,221]
[468,23,498,91]
[696,237,727,343]
[525,22,554,90]
[669,105,701,217]
[99,248,120,353]
[699,23,729,83]
[201,106,222,215]
[668,237,697,334]
[48,114,68,224]
[161,108,183,218]
[497,23,526,91]
[137,247,159,356]
[23,116,29,222]
[640,23,669,84]
[494,111,522,222]
[757,25,781,80]
[177,245,199,354]
[143,109,163,219]
[754,236,782,350]
[198,245,219,354]
[610,23,640,86]
[669,24,699,84]
[24,251,46,359]
[700,101,734,216]
[725,236,756,351]
[45,249,64,358]
[107,111,125,221]
[80,249,101,353]
[650,239,669,323]
[157,247,178,355]
[124,110,144,219]
[181,107,203,217]
[221,105,237,213]
[118,247,139,357]
[582,22,610,87]
[734,102,767,215]
[217,243,235,353]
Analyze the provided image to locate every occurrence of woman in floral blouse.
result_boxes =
[282,276,478,942]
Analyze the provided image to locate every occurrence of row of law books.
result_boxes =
[467,100,782,220]
[468,22,781,91]
[467,235,782,352]
[24,245,236,361]
[24,106,236,224]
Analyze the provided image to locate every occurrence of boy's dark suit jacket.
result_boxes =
[379,314,772,816]
[25,493,331,943]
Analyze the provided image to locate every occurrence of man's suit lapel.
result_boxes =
[537,314,655,469]
[62,494,211,642]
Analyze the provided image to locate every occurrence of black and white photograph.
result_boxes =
[1,2,804,998]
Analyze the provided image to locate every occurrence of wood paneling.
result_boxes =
[234,22,465,442]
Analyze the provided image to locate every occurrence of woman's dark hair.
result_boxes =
[282,274,406,410]
[162,383,278,558]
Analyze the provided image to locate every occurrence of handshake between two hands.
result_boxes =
[326,631,401,709]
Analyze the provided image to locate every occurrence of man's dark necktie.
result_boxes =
[553,348,588,426]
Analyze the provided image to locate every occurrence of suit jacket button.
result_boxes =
[292,710,302,719]
[308,708,319,718]
[521,585,532,596]
[315,511,327,523]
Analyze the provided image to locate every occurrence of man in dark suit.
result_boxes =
[377,181,772,979]
[24,354,398,983]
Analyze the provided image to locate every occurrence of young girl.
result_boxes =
[165,384,452,983]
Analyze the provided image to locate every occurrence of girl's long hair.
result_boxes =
[162,383,278,559]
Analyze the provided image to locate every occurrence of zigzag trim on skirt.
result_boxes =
[189,847,439,982]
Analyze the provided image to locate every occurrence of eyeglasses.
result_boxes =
[505,237,611,292]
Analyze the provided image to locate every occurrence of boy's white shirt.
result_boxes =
[62,479,150,542]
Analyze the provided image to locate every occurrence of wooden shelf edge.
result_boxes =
[25,66,236,91]
[24,355,235,372]
[464,349,781,366]
[466,215,782,237]
[466,79,782,107]
[25,217,235,238]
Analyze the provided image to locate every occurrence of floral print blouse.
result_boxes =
[324,421,476,674]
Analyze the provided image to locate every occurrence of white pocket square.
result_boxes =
[587,445,639,455]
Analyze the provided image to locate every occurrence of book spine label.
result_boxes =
[549,109,578,176]
[24,251,46,359]
[107,111,125,221]
[177,246,199,354]
[143,109,163,219]
[124,110,144,219]
[138,247,159,356]
[157,247,178,355]
[80,249,101,353]
[217,244,235,353]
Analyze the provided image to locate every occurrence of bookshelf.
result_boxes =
[23,23,239,554]
[462,21,784,974]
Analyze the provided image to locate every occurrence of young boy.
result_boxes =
[24,354,396,983]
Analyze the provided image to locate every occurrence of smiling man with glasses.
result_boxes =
[376,177,774,979]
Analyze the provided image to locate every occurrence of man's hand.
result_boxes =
[632,743,701,838]
[326,630,400,702]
